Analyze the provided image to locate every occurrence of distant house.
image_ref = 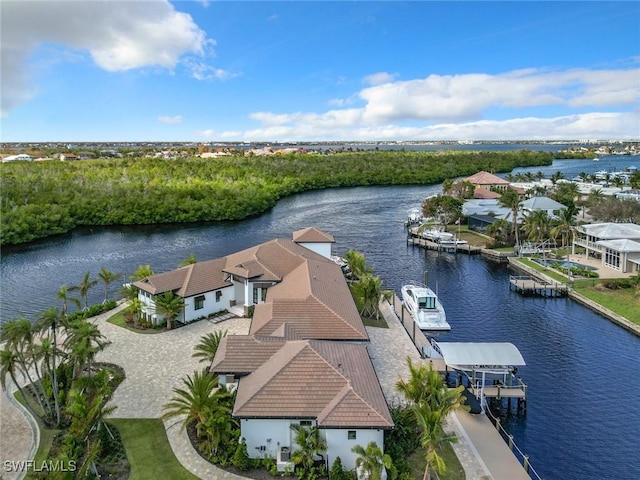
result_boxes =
[464,171,511,197]
[59,153,80,161]
[572,223,640,273]
[521,196,567,218]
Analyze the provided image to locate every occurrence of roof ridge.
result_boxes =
[180,263,196,294]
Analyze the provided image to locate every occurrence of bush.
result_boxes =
[231,438,251,470]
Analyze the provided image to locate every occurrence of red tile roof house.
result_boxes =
[134,227,393,471]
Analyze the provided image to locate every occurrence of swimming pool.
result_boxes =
[532,258,598,271]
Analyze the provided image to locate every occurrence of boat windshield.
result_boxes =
[418,296,435,309]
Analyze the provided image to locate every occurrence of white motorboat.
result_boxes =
[407,208,423,225]
[420,227,454,243]
[401,283,450,331]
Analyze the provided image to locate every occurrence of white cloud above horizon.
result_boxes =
[158,115,183,125]
[1,0,215,116]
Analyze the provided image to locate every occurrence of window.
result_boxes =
[300,420,312,427]
[253,287,258,304]
[604,249,620,270]
[215,291,222,302]
[347,430,356,440]
[194,295,205,310]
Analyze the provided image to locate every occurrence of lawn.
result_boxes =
[107,310,162,334]
[514,258,640,326]
[107,418,200,480]
[408,442,466,480]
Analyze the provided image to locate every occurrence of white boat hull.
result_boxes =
[401,284,450,331]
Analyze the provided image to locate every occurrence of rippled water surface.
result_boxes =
[2,156,639,480]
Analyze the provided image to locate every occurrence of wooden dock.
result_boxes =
[407,235,483,255]
[509,275,568,297]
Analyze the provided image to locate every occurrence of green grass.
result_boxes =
[408,442,466,480]
[107,418,199,480]
[572,285,640,325]
[107,310,162,334]
[513,258,640,326]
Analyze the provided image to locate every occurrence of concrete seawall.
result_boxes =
[507,258,640,336]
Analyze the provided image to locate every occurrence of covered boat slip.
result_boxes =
[427,341,528,405]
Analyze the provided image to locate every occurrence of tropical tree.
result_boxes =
[551,208,576,248]
[98,267,121,303]
[352,441,393,480]
[35,307,63,425]
[154,291,185,329]
[63,318,110,379]
[550,171,565,186]
[350,274,385,320]
[192,330,228,367]
[179,253,197,267]
[70,271,99,310]
[131,264,154,281]
[413,402,458,480]
[343,249,372,282]
[522,210,551,243]
[0,347,41,421]
[553,181,581,208]
[498,189,522,247]
[486,218,510,245]
[56,284,81,317]
[289,423,327,478]
[422,195,463,229]
[162,369,221,435]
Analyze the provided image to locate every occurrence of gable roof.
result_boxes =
[473,187,502,199]
[230,339,393,429]
[596,238,640,252]
[464,171,510,186]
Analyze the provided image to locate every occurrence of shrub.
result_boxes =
[231,438,251,471]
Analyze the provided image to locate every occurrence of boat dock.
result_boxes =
[509,275,569,297]
[407,234,483,254]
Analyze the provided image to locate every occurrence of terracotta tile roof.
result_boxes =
[465,171,510,186]
[211,335,286,375]
[133,257,230,296]
[250,259,368,341]
[473,188,502,199]
[231,340,393,429]
[293,227,336,243]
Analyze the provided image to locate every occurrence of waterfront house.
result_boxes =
[572,222,640,273]
[521,196,567,218]
[464,171,511,197]
[211,336,393,471]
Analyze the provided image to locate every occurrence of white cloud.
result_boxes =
[239,66,640,141]
[363,71,397,86]
[158,115,182,124]
[184,60,241,81]
[238,111,639,142]
[1,0,211,115]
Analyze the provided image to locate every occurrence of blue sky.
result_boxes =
[2,1,639,142]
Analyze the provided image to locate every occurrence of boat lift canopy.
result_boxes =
[435,342,526,374]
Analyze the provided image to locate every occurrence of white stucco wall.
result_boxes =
[324,429,385,471]
[240,418,298,459]
[183,286,233,322]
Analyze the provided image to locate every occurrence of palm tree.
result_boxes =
[162,370,221,435]
[56,284,81,317]
[522,210,551,243]
[192,330,228,367]
[154,291,185,329]
[290,424,327,478]
[350,274,384,320]
[98,267,121,303]
[343,249,372,282]
[352,441,392,480]
[36,307,63,425]
[486,218,510,245]
[63,318,110,378]
[413,402,458,480]
[0,347,41,421]
[551,208,576,248]
[179,253,197,267]
[550,171,565,186]
[70,271,99,310]
[498,189,522,248]
[131,264,154,281]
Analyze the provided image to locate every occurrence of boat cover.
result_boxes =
[435,342,526,370]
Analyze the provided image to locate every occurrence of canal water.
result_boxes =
[1,155,639,479]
